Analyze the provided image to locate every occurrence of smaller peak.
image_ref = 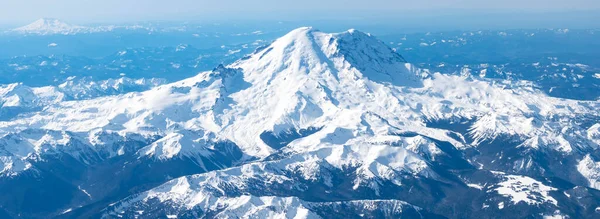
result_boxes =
[1,82,27,91]
[0,83,34,100]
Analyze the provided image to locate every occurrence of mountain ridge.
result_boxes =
[1,27,600,218]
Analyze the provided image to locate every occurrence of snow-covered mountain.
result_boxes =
[10,18,89,35]
[1,27,600,218]
[8,18,164,35]
[7,18,209,36]
[0,77,165,121]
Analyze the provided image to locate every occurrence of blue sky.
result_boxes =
[1,0,599,26]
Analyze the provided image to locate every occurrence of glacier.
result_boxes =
[0,27,599,218]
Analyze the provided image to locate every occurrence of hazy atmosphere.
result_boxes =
[1,1,600,218]
[1,0,600,27]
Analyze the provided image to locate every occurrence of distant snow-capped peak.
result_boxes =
[9,18,154,35]
[12,18,87,35]
[7,19,200,35]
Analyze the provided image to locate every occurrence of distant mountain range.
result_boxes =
[0,43,260,86]
[1,27,600,218]
[5,18,192,35]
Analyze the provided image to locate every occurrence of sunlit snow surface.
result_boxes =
[493,174,558,206]
[1,27,599,218]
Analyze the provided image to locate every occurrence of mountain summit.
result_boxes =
[0,28,600,218]
[233,27,422,88]
[11,18,87,35]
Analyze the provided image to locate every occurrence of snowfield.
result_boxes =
[1,27,599,218]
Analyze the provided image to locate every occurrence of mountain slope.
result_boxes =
[1,27,600,218]
[0,77,165,121]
